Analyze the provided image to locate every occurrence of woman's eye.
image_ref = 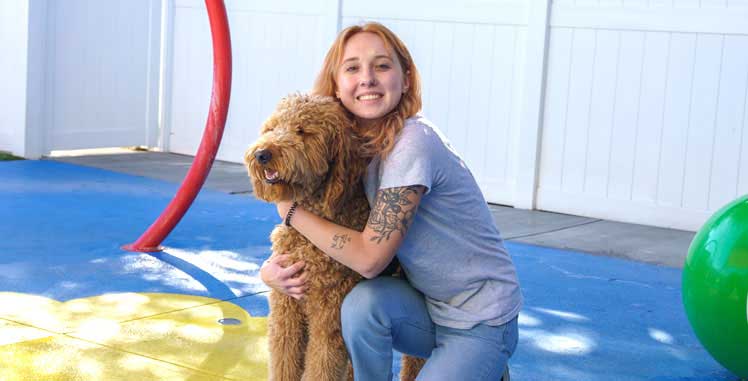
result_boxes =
[345,65,358,72]
[376,64,391,70]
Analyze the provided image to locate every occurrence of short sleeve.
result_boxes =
[378,122,439,194]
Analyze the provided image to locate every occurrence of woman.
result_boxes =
[260,22,522,381]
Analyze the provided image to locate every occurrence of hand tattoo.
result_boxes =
[331,233,351,249]
[368,186,423,244]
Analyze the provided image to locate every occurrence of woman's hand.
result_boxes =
[260,254,307,300]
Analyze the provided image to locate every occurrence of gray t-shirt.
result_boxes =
[364,115,523,329]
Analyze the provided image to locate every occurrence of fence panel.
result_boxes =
[166,0,337,163]
[536,1,748,230]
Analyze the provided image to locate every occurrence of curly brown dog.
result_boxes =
[244,94,425,381]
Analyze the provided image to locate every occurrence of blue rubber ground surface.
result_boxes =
[0,160,737,380]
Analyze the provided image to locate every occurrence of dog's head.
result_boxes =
[244,94,363,212]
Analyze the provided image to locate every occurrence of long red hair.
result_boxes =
[312,22,422,159]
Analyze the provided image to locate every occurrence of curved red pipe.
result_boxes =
[123,0,232,252]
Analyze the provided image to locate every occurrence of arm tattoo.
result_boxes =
[368,186,423,244]
[331,233,351,250]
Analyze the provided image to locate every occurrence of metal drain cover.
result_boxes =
[217,318,242,325]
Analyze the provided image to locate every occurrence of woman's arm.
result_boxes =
[278,185,425,279]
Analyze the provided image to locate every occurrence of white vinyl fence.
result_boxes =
[5,0,748,231]
[161,0,748,231]
[165,0,338,161]
[168,0,531,207]
[537,0,748,230]
[0,0,162,157]
[47,0,161,151]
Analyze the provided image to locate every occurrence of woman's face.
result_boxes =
[335,32,409,127]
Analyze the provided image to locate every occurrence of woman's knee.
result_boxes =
[341,277,405,332]
[343,279,386,321]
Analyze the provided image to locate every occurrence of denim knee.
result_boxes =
[341,279,391,336]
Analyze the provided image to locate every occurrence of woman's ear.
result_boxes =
[403,71,410,93]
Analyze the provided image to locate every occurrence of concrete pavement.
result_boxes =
[50,148,696,269]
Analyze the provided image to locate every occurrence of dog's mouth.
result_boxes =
[263,168,282,184]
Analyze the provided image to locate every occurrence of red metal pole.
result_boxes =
[123,0,232,252]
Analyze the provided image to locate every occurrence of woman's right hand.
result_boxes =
[260,254,307,300]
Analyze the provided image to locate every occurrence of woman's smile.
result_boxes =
[357,93,383,101]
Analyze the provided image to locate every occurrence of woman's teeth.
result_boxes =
[358,94,381,101]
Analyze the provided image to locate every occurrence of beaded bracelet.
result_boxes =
[284,201,299,227]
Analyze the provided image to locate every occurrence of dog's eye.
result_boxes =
[296,127,305,135]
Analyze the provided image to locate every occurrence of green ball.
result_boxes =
[683,195,748,378]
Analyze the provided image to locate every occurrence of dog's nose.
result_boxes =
[254,149,272,164]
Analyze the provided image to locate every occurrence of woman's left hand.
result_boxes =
[276,200,293,219]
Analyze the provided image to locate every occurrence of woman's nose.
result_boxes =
[359,70,377,87]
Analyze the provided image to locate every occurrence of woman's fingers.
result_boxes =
[284,274,307,287]
[285,285,307,299]
[271,254,292,266]
[283,268,307,299]
[281,261,305,278]
[265,255,308,299]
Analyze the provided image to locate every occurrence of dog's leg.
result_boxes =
[301,297,349,381]
[268,290,307,381]
[399,355,426,381]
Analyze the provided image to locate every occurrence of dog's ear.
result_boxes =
[321,116,362,214]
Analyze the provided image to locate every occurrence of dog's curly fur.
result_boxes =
[244,94,425,381]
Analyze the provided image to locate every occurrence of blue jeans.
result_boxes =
[341,276,519,381]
